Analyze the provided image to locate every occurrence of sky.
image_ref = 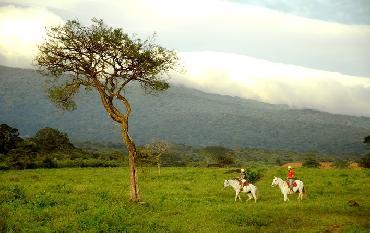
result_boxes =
[0,0,369,117]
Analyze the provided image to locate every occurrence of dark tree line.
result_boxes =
[0,124,87,169]
[361,135,370,168]
[0,125,74,155]
[0,124,23,154]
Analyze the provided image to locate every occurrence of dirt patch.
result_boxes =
[281,162,302,168]
[320,162,335,169]
[324,224,342,233]
[347,200,360,207]
[348,162,361,169]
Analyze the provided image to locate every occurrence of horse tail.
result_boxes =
[255,186,259,200]
[302,185,307,196]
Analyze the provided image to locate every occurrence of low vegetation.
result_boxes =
[0,167,369,232]
[1,124,369,171]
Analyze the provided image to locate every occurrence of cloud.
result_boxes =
[173,51,370,117]
[1,0,369,76]
[0,5,64,67]
[230,0,370,25]
[0,1,369,116]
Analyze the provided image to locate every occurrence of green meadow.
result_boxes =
[0,167,369,233]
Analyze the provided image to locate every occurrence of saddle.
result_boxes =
[239,180,249,190]
[286,180,297,188]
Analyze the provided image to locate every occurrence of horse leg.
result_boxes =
[235,191,241,201]
[247,193,252,201]
[296,187,301,200]
[284,193,289,202]
[299,188,303,200]
[252,190,257,203]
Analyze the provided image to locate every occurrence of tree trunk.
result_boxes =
[121,122,140,202]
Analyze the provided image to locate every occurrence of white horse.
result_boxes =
[271,177,304,202]
[223,179,258,202]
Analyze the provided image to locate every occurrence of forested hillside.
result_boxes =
[0,65,369,155]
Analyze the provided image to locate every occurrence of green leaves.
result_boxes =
[48,84,79,111]
[0,124,23,155]
[35,18,178,113]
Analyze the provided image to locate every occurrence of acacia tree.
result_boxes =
[143,140,169,175]
[35,19,178,201]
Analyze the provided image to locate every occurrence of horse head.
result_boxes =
[271,177,279,187]
[223,180,230,188]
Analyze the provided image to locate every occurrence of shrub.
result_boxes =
[333,160,349,169]
[200,146,236,167]
[32,127,74,152]
[359,154,370,168]
[42,157,58,168]
[245,168,264,183]
[0,216,6,233]
[303,157,320,168]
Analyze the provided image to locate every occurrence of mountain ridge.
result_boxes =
[0,65,369,155]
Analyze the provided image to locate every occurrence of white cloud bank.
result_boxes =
[1,0,370,76]
[0,2,369,117]
[0,5,63,67]
[174,51,370,117]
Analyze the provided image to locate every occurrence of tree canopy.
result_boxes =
[35,18,178,116]
[0,124,23,154]
[32,127,74,152]
[199,146,235,166]
[364,135,370,145]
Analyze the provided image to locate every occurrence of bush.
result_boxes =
[0,216,6,233]
[333,160,349,169]
[0,162,9,170]
[245,168,264,183]
[359,154,370,168]
[32,127,74,152]
[200,146,236,167]
[303,157,320,168]
[43,157,58,168]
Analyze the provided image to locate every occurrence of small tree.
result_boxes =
[200,146,235,167]
[0,124,23,154]
[142,140,169,175]
[360,136,370,168]
[359,154,370,168]
[32,127,74,151]
[35,19,178,201]
[364,135,370,146]
[303,157,320,168]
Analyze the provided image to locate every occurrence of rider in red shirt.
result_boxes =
[239,168,247,190]
[287,166,295,192]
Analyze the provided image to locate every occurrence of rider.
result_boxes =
[239,168,248,190]
[287,166,295,193]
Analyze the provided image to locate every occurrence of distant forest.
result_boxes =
[1,65,370,155]
[1,124,369,170]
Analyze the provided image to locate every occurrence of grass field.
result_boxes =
[0,167,369,232]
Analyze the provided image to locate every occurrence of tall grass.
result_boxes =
[0,167,369,232]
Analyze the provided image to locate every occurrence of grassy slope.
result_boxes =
[0,167,369,233]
